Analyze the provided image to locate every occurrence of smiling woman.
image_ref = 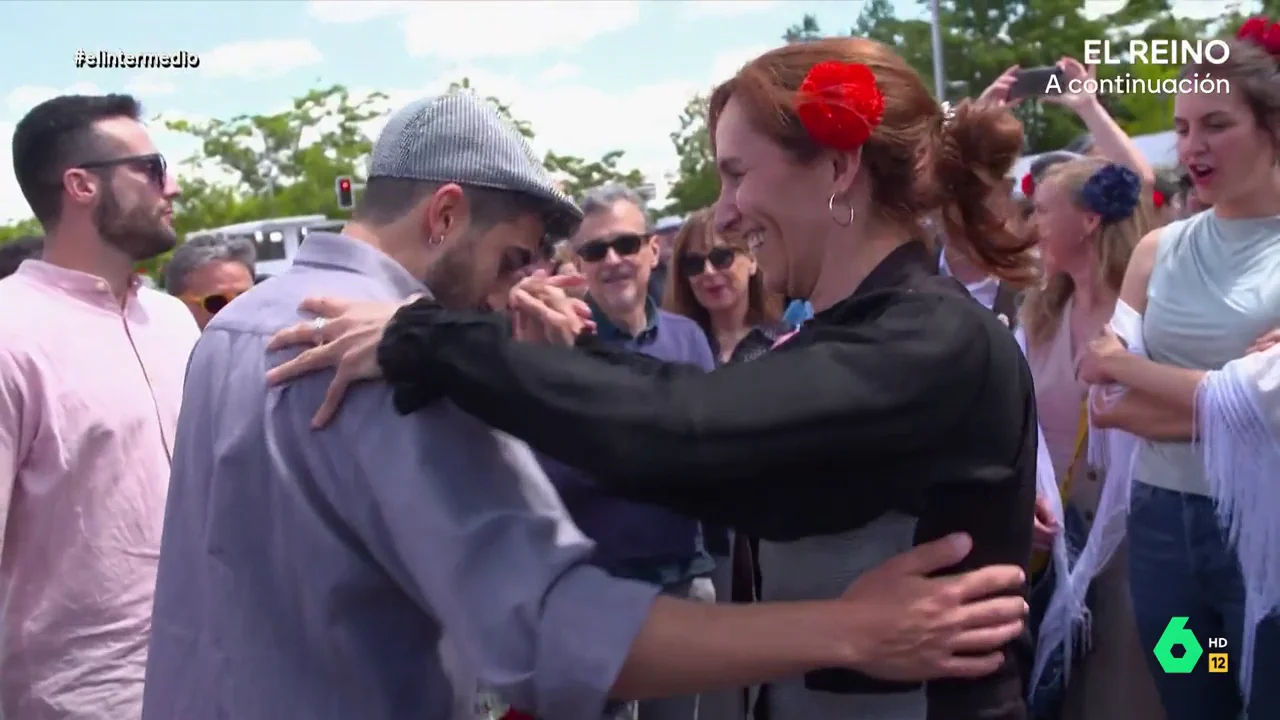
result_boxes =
[291,36,1043,720]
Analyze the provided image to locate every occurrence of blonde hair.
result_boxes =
[1020,158,1150,347]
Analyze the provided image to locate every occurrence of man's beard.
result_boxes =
[422,230,488,311]
[95,186,177,261]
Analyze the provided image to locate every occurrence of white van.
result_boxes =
[184,215,346,280]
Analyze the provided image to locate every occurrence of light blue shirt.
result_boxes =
[142,233,658,720]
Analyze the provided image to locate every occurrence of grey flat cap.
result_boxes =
[370,91,582,236]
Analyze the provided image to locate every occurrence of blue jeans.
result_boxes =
[1127,482,1280,719]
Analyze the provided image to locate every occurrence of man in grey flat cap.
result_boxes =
[142,92,1028,720]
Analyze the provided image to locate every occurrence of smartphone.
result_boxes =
[1009,66,1065,100]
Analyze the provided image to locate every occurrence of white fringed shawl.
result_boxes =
[1028,301,1144,700]
[1198,343,1280,699]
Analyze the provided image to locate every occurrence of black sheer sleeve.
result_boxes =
[376,292,992,540]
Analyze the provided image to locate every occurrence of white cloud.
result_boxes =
[354,63,712,205]
[6,82,102,117]
[676,0,780,20]
[200,39,324,80]
[403,2,640,59]
[539,63,581,82]
[126,72,176,98]
[709,44,772,85]
[305,0,407,23]
[311,0,640,59]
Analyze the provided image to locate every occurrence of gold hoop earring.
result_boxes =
[828,193,854,227]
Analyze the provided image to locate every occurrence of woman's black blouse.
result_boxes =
[377,240,1037,720]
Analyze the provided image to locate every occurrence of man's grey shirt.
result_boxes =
[142,233,658,720]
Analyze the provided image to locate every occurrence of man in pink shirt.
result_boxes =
[0,94,199,719]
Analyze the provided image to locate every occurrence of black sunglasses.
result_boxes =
[678,247,740,277]
[79,153,168,188]
[576,233,644,263]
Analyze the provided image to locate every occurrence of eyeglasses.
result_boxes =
[78,153,168,189]
[576,233,644,262]
[183,291,243,315]
[678,247,741,277]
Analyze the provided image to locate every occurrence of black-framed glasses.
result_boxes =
[78,153,168,188]
[576,233,644,262]
[678,246,740,277]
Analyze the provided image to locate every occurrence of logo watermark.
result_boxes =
[1083,39,1231,66]
[1045,73,1229,97]
[1153,617,1228,674]
[75,50,200,70]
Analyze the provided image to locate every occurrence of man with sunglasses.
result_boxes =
[539,184,716,720]
[164,234,257,330]
[1,93,198,720]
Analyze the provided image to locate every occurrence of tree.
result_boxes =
[450,78,648,201]
[784,14,826,43]
[785,3,1244,153]
[0,218,42,244]
[544,150,646,200]
[660,94,719,216]
[448,78,535,141]
[163,84,386,220]
[0,81,651,267]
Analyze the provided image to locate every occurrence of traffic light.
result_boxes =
[335,176,354,210]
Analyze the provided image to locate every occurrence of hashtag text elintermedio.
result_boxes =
[75,50,201,70]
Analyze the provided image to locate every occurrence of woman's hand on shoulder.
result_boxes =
[265,296,412,428]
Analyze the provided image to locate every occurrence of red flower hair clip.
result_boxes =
[1237,16,1280,56]
[796,61,885,151]
[1020,173,1035,197]
[1153,189,1165,209]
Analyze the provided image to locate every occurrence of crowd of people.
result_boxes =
[0,21,1278,720]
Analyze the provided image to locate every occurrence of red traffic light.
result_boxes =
[339,179,351,190]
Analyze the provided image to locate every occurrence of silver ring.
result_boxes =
[311,317,328,343]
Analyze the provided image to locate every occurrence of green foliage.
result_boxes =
[0,82,649,265]
[659,95,719,217]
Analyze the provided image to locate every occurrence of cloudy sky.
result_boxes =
[0,0,1233,223]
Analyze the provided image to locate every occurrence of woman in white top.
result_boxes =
[1019,158,1165,720]
[1078,29,1280,720]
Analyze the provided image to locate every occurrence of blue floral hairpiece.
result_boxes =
[1079,163,1141,223]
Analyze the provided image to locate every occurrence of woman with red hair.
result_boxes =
[272,38,1040,720]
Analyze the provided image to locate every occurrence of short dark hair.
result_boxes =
[11,94,143,228]
[0,235,44,279]
[354,176,554,234]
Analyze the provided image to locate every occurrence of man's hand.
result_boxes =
[839,533,1027,681]
[265,296,407,428]
[509,271,595,346]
